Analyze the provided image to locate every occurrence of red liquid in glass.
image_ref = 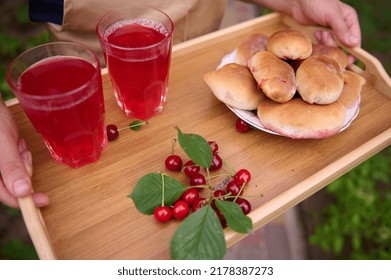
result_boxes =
[18,56,106,168]
[104,20,172,120]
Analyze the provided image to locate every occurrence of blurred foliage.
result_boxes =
[0,205,38,260]
[343,0,391,72]
[2,239,38,260]
[310,147,391,259]
[2,205,21,218]
[15,3,30,25]
[0,2,49,101]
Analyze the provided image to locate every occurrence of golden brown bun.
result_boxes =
[257,98,346,139]
[236,33,268,66]
[248,51,296,103]
[312,44,349,68]
[338,70,366,110]
[296,55,344,104]
[203,63,265,110]
[267,29,312,60]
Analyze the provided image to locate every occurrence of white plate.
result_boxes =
[218,50,360,138]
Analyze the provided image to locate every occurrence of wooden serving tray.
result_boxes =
[8,13,391,259]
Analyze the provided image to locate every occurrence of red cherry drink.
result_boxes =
[17,56,106,168]
[102,19,172,120]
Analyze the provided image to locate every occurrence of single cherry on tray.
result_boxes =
[191,197,206,212]
[213,189,226,200]
[215,209,227,227]
[235,118,251,133]
[172,201,190,220]
[165,155,183,172]
[208,141,219,154]
[181,188,199,206]
[234,169,251,185]
[226,180,243,196]
[106,124,119,141]
[165,138,183,171]
[154,206,172,223]
[183,160,201,177]
[190,173,206,187]
[209,153,223,171]
[235,198,252,215]
[106,121,148,142]
[211,189,226,209]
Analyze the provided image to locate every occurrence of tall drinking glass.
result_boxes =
[7,42,107,168]
[96,6,174,120]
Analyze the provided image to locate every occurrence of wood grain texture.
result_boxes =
[8,13,391,259]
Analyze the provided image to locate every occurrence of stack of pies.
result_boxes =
[203,29,366,139]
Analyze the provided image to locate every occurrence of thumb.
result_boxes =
[0,139,32,198]
[3,161,32,197]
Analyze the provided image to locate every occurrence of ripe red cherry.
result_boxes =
[209,153,223,171]
[215,209,227,227]
[235,198,251,215]
[208,141,219,154]
[190,173,206,187]
[235,118,251,133]
[212,189,226,209]
[165,155,183,172]
[213,189,226,200]
[234,169,251,185]
[191,197,206,212]
[153,206,172,223]
[226,180,243,196]
[183,160,200,177]
[181,188,199,206]
[172,201,190,220]
[106,124,119,141]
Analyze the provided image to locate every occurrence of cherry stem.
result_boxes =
[160,173,165,207]
[171,138,177,155]
[118,121,149,132]
[233,182,246,203]
[228,194,262,199]
[220,156,236,176]
[209,173,233,180]
[205,168,212,189]
[187,185,210,190]
[205,168,215,199]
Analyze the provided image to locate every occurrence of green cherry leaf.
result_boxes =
[170,205,226,260]
[128,173,186,215]
[215,200,253,234]
[176,127,213,169]
[129,120,148,131]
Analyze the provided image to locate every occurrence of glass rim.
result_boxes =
[6,42,101,101]
[96,5,174,51]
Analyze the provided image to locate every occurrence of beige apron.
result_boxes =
[48,0,227,62]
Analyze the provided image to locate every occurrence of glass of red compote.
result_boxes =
[96,6,174,120]
[7,42,106,168]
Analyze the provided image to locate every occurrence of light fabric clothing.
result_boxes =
[48,0,228,61]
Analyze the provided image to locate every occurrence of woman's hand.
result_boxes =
[0,100,49,208]
[254,0,361,48]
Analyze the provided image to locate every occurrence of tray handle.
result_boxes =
[19,161,57,260]
[18,196,57,259]
[345,47,391,98]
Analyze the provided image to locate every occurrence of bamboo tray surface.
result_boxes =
[8,13,391,259]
